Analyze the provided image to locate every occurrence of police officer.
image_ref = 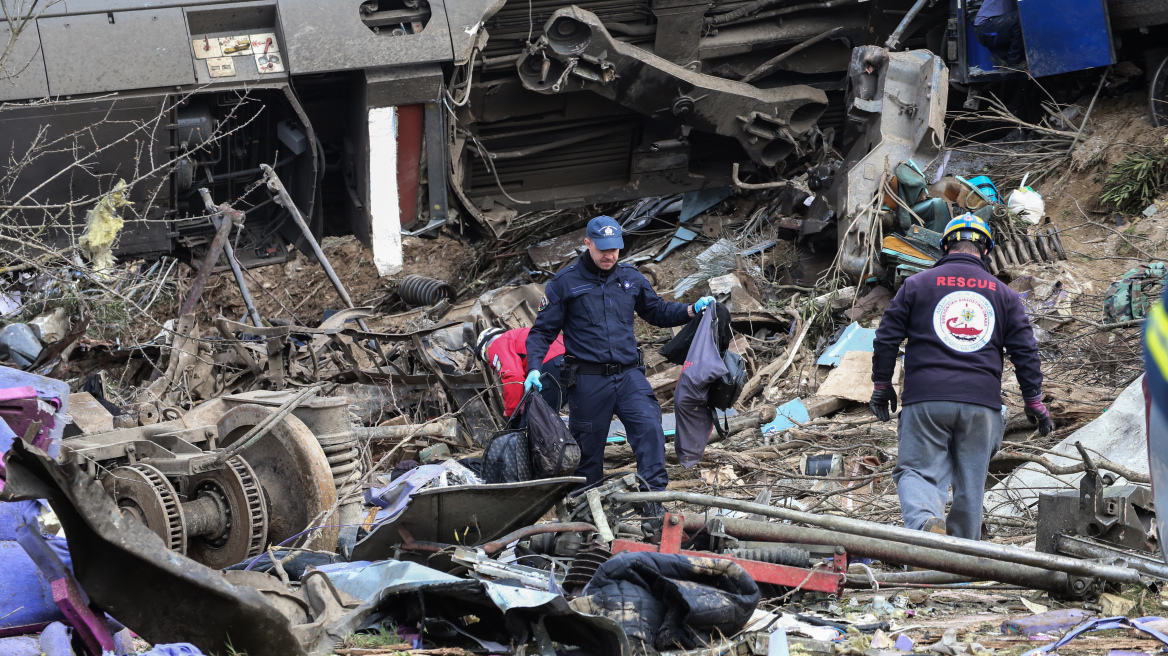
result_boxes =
[870,213,1050,539]
[525,216,714,492]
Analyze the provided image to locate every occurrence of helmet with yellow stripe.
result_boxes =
[940,213,995,255]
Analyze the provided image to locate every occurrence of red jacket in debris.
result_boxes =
[487,327,565,417]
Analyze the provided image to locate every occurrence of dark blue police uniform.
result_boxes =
[525,255,691,490]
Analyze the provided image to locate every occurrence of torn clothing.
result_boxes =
[526,258,691,371]
[572,552,760,655]
[673,307,728,468]
[893,401,1004,539]
[568,368,668,490]
[485,327,565,417]
[872,252,1042,410]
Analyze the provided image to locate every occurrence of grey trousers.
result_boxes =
[893,401,1004,540]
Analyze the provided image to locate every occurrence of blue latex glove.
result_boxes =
[693,296,715,314]
[524,370,543,391]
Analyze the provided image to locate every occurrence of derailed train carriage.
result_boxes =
[0,0,1161,270]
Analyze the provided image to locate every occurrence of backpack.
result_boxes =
[1104,263,1167,323]
[524,379,581,478]
[481,399,533,484]
[706,309,747,437]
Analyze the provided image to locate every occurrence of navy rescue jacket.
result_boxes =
[526,256,692,370]
[872,252,1043,409]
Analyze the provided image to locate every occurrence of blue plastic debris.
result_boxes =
[36,622,73,656]
[768,627,788,656]
[817,323,876,367]
[762,399,810,435]
[0,636,39,656]
[680,187,733,223]
[1021,616,1168,656]
[140,645,206,656]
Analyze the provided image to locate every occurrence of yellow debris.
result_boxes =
[79,179,132,278]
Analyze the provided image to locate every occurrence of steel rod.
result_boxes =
[214,384,323,465]
[845,570,978,586]
[1056,534,1168,581]
[179,204,234,316]
[676,513,1076,595]
[199,189,264,328]
[884,0,929,50]
[612,491,1142,585]
[260,164,369,331]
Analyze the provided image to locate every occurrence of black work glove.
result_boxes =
[869,382,897,422]
[1024,394,1053,437]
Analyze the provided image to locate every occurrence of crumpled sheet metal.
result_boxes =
[352,477,584,561]
[0,441,306,656]
[318,559,631,655]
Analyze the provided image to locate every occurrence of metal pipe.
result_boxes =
[179,204,235,316]
[1056,534,1168,581]
[612,491,1142,585]
[260,165,369,332]
[742,26,843,83]
[675,512,1076,595]
[481,522,598,555]
[846,570,978,586]
[732,163,787,190]
[363,418,460,441]
[487,125,629,161]
[884,0,929,50]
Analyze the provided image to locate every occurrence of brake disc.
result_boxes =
[216,404,337,551]
[102,463,186,553]
[185,456,267,569]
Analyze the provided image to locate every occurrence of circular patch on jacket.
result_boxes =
[933,291,995,352]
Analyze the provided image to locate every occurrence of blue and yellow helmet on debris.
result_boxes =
[940,213,995,254]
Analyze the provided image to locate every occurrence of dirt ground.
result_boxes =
[188,233,474,328]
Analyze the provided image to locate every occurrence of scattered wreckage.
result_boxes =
[0,237,1164,655]
[2,6,1168,647]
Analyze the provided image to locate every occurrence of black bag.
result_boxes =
[659,302,732,366]
[482,394,533,484]
[525,378,581,478]
[708,350,747,410]
[706,309,747,438]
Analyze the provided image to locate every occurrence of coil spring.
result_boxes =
[399,274,456,306]
[729,546,811,568]
[564,544,613,596]
[989,226,1066,275]
[319,409,363,497]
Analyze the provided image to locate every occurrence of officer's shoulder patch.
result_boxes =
[538,295,549,312]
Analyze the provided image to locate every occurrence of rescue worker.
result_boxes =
[525,215,714,492]
[870,213,1050,539]
[475,326,566,417]
[974,0,1024,68]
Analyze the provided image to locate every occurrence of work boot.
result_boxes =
[921,517,947,535]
